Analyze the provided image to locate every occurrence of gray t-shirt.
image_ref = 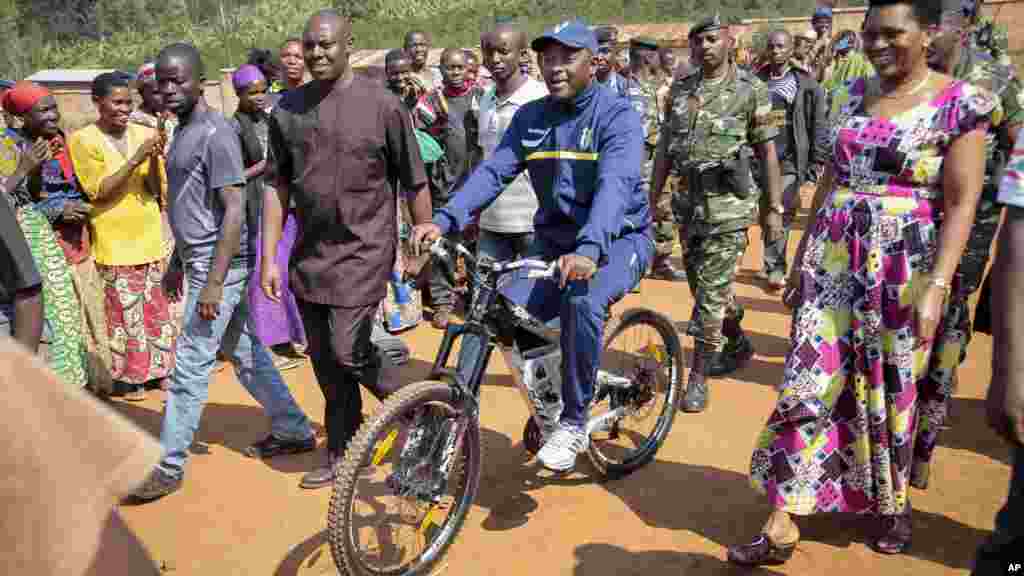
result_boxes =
[166,108,247,265]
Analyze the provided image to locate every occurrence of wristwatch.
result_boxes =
[769,203,785,215]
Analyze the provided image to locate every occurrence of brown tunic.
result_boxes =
[267,76,427,307]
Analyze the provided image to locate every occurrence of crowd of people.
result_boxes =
[0,0,1022,572]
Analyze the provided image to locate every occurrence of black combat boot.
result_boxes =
[710,309,754,377]
[681,347,710,413]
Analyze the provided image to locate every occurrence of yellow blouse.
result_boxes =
[68,123,166,266]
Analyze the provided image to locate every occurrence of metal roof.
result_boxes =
[25,69,118,84]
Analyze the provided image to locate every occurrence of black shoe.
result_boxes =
[300,452,339,490]
[245,434,316,459]
[709,335,754,377]
[131,468,183,502]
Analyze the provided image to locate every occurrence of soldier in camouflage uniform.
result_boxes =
[624,37,686,281]
[963,0,1012,68]
[913,2,1024,488]
[651,15,785,412]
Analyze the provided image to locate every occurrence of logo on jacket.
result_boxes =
[579,127,592,150]
[522,127,551,148]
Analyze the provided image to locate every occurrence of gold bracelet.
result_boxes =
[928,276,952,295]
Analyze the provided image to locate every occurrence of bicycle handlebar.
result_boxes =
[428,238,560,281]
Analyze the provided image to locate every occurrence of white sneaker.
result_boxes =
[537,422,588,472]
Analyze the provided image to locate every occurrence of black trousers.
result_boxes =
[298,300,378,455]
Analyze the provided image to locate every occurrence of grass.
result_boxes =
[10,0,821,77]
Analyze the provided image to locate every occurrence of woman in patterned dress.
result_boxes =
[0,84,89,388]
[69,72,174,401]
[728,0,997,565]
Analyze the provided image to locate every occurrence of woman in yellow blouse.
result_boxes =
[69,72,175,401]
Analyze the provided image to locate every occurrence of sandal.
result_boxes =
[727,533,797,566]
[872,513,912,555]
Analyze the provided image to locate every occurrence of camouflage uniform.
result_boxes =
[662,64,777,359]
[624,37,684,280]
[918,49,1022,479]
[969,17,1012,68]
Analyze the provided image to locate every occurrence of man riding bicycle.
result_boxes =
[412,19,654,472]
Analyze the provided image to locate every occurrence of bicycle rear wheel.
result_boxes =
[329,381,480,576]
[587,308,684,478]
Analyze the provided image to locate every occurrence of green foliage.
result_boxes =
[5,0,832,78]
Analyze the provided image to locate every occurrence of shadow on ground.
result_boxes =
[107,358,440,474]
[735,294,791,317]
[939,397,1014,466]
[599,459,990,570]
[273,530,330,576]
[573,544,783,575]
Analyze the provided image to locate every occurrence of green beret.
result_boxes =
[629,36,659,50]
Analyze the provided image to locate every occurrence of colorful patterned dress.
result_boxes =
[749,78,999,517]
[0,130,88,388]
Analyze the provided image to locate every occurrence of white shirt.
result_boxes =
[477,77,548,233]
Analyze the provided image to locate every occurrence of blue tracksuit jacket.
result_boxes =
[433,82,651,267]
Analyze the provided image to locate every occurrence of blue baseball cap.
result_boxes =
[0,79,13,91]
[531,19,599,54]
[813,6,833,20]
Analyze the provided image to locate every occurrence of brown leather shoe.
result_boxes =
[300,452,339,490]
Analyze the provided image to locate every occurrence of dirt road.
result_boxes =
[113,223,1012,575]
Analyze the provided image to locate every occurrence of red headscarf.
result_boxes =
[1,81,73,182]
[1,81,50,116]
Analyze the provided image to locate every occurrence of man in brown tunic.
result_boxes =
[262,9,432,489]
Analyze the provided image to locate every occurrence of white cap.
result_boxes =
[796,28,818,41]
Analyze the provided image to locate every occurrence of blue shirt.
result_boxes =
[434,83,651,266]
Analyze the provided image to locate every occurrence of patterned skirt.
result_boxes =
[16,207,88,387]
[98,261,176,384]
[749,188,948,517]
[69,258,115,393]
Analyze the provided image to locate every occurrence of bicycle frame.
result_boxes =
[423,240,632,440]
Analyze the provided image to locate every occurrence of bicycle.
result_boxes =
[328,237,684,576]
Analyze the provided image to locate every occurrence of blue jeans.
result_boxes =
[484,232,653,426]
[973,445,1023,574]
[157,260,314,479]
[476,229,536,262]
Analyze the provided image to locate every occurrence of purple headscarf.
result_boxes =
[232,64,266,93]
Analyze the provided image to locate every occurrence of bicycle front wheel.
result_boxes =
[329,381,480,576]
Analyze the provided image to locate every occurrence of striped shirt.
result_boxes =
[477,78,548,233]
[767,69,799,105]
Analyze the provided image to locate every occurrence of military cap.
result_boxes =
[689,14,726,39]
[629,36,659,50]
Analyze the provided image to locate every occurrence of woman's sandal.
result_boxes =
[727,533,797,566]
[871,513,912,555]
